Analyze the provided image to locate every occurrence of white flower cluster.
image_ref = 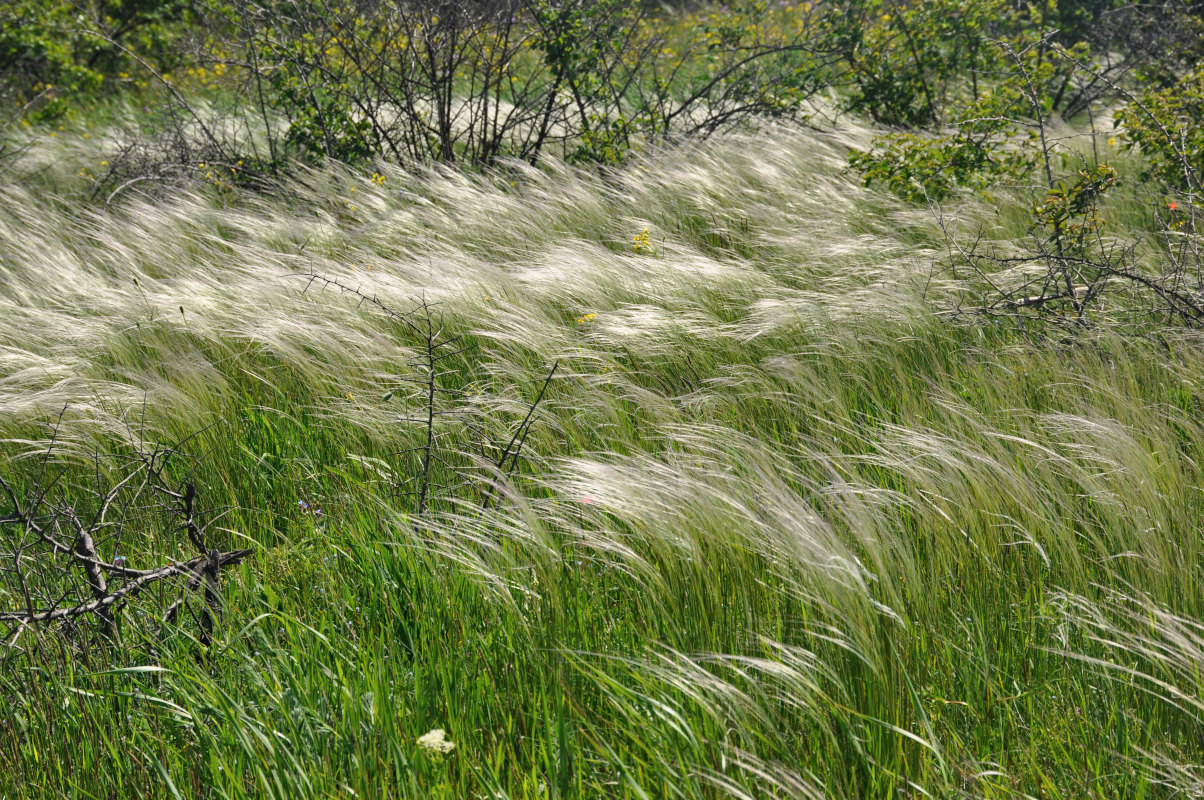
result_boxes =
[417,728,455,755]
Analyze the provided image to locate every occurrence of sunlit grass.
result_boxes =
[2,119,1203,798]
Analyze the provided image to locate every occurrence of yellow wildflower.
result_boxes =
[632,227,652,254]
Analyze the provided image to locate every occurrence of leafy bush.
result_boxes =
[848,83,1038,202]
[0,2,103,120]
[1102,0,1204,89]
[813,0,1027,128]
[1116,66,1204,192]
[1033,162,1118,248]
[0,0,193,121]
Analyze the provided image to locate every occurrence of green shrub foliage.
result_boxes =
[0,0,191,120]
[1116,67,1204,192]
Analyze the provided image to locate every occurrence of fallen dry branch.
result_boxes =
[0,423,253,663]
[0,549,253,625]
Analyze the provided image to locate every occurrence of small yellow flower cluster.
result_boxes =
[576,313,597,325]
[198,161,234,191]
[632,227,652,254]
[370,172,386,186]
[182,63,226,86]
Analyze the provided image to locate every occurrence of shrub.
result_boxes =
[0,0,193,121]
[197,0,825,167]
[848,83,1038,202]
[814,0,1024,128]
[1116,66,1204,193]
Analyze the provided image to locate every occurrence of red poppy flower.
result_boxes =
[1169,201,1178,211]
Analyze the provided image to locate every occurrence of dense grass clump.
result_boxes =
[2,120,1204,798]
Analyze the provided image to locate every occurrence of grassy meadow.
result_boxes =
[2,114,1204,799]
